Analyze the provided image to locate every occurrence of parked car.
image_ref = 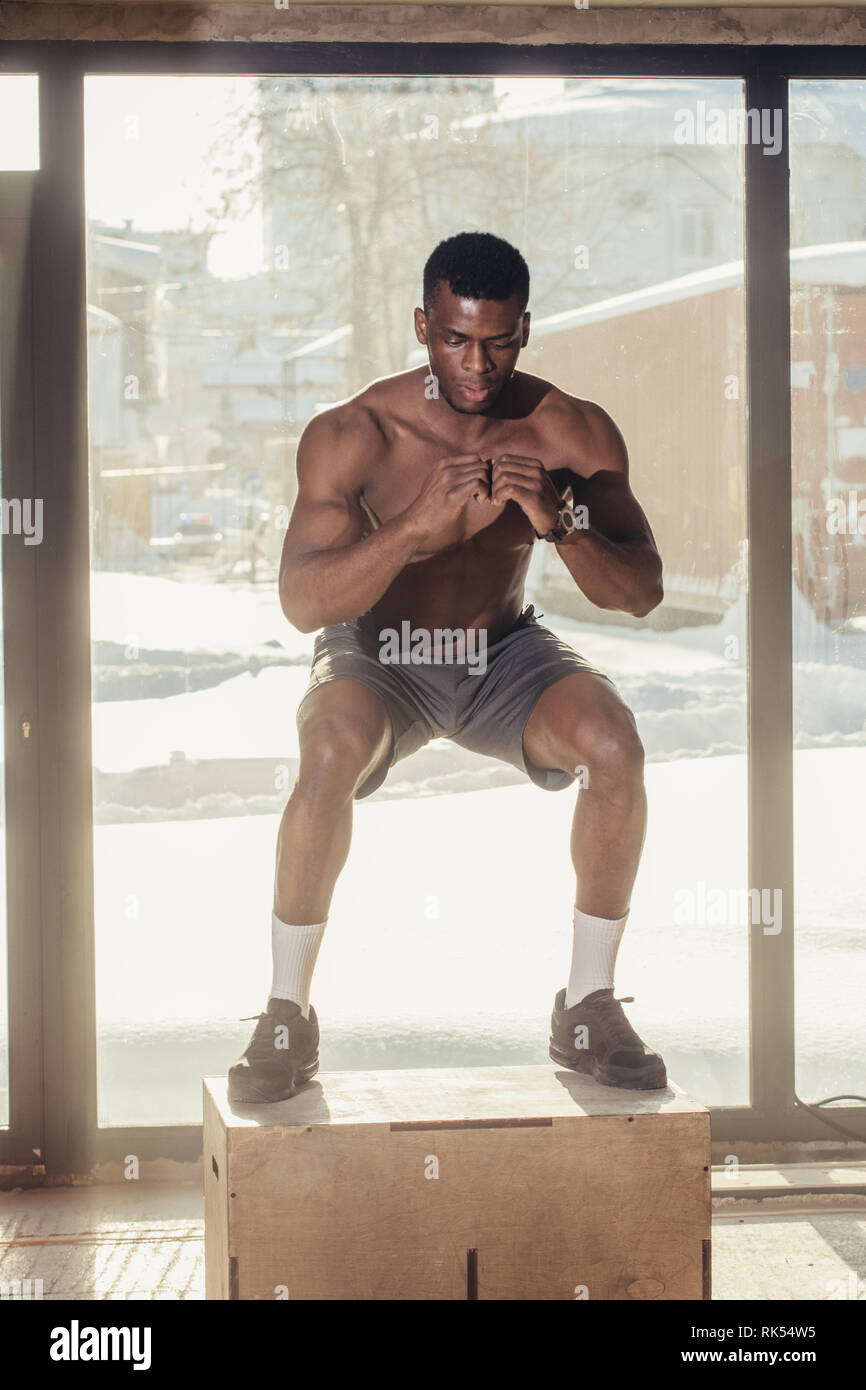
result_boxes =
[168,512,224,561]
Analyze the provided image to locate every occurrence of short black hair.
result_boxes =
[423,231,530,316]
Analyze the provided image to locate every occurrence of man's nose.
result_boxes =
[463,343,494,374]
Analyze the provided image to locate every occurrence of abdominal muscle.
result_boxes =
[356,481,536,641]
[359,542,531,645]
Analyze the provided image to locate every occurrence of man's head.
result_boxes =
[415,231,530,415]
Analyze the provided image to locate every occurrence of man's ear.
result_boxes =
[414,307,428,346]
[521,312,531,348]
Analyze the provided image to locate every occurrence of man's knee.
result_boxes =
[573,703,645,788]
[547,695,644,795]
[297,710,390,801]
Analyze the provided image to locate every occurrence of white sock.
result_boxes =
[564,906,628,1008]
[270,913,327,1019]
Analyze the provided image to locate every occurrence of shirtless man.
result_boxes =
[228,230,668,1103]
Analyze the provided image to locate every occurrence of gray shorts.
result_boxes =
[296,603,619,800]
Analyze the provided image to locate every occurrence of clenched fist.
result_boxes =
[490,454,562,536]
[402,453,494,540]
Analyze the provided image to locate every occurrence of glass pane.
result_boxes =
[790,81,866,1102]
[0,76,39,170]
[85,75,748,1125]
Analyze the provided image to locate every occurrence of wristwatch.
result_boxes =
[535,484,578,543]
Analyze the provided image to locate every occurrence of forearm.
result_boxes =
[554,527,664,618]
[280,510,423,632]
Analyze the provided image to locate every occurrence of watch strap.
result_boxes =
[535,483,576,542]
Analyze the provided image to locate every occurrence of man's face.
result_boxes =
[414,283,530,415]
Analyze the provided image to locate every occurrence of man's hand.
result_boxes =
[402,453,495,541]
[490,454,562,536]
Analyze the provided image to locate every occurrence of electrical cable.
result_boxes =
[793,1091,866,1142]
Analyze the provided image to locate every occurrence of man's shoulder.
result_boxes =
[301,368,422,444]
[299,396,383,447]
[522,376,627,476]
[522,374,608,430]
[293,393,387,497]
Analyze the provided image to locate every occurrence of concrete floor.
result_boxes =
[1,1171,865,1300]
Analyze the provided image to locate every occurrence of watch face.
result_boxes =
[559,506,577,532]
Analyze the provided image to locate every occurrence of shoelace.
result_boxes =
[238,1012,288,1060]
[591,994,642,1049]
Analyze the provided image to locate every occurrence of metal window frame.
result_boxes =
[0,39,864,1175]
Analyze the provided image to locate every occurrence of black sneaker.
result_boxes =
[549,987,667,1091]
[227,997,319,1104]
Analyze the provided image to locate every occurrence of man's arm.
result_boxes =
[278,407,423,633]
[555,401,664,618]
[491,400,663,619]
[279,407,493,633]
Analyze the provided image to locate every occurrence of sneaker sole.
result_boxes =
[227,1057,319,1105]
[549,1042,668,1092]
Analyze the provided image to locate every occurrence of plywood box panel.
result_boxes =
[204,1066,711,1301]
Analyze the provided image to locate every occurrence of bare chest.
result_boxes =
[359,422,560,556]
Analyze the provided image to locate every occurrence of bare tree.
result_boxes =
[205,78,589,392]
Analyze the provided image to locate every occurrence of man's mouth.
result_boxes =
[460,383,494,403]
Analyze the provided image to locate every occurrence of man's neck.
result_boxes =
[426,377,519,447]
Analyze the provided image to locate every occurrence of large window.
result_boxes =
[84,75,747,1124]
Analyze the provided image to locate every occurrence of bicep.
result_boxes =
[279,413,367,570]
[579,471,660,549]
[281,493,365,566]
[570,403,659,549]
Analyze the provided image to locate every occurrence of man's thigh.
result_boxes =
[296,659,433,800]
[522,669,643,781]
[450,615,627,792]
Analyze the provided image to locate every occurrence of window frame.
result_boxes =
[0,41,864,1174]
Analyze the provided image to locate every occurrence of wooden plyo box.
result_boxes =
[203,1066,711,1301]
